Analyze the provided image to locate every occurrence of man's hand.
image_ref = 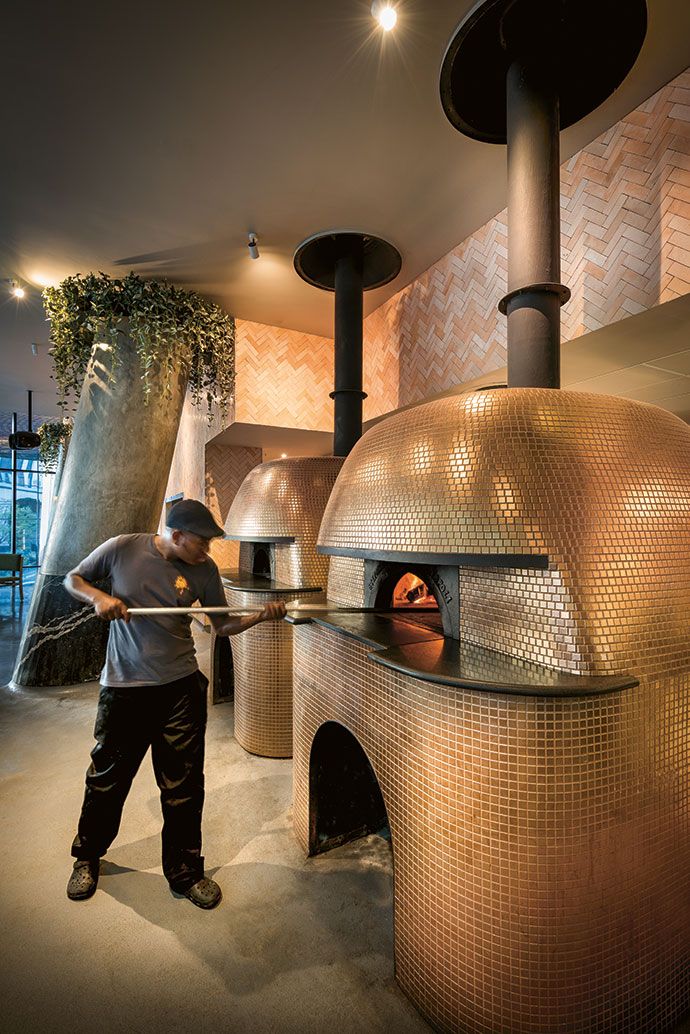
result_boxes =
[260,601,287,622]
[64,571,130,623]
[94,594,130,622]
[210,599,287,636]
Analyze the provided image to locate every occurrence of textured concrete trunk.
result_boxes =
[14,333,187,687]
[44,440,69,540]
[53,440,69,501]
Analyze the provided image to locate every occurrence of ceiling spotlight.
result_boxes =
[247,233,260,260]
[371,1,397,30]
[7,278,25,299]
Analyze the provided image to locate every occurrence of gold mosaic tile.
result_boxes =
[326,556,365,607]
[221,456,343,757]
[226,456,343,591]
[293,625,690,1034]
[297,388,690,1030]
[319,389,690,677]
[227,587,307,758]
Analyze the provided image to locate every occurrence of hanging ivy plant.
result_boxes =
[38,419,73,468]
[42,272,235,415]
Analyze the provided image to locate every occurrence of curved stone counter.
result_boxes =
[286,608,637,697]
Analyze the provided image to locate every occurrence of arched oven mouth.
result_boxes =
[230,536,295,585]
[252,545,272,578]
[364,560,460,639]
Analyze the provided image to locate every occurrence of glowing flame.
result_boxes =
[393,573,437,608]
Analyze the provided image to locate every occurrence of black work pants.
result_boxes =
[71,671,208,892]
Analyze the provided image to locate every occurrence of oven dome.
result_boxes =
[225,456,344,541]
[318,387,690,562]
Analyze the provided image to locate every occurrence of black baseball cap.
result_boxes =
[166,499,225,539]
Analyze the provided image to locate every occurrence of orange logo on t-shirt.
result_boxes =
[174,575,189,595]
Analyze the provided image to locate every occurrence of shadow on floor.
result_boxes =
[94,844,394,998]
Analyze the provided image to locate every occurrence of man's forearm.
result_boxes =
[213,612,273,637]
[64,572,130,622]
[212,601,286,636]
[64,572,109,607]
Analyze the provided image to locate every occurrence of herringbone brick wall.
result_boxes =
[205,443,263,568]
[234,318,397,429]
[235,320,333,430]
[561,72,690,338]
[360,306,400,420]
[365,218,509,408]
[364,69,690,409]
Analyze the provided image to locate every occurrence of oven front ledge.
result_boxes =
[288,609,638,698]
[369,640,639,697]
[221,570,323,594]
[285,607,443,649]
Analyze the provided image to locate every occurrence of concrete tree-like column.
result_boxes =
[13,334,187,687]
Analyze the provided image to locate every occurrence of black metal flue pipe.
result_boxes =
[294,230,401,457]
[332,236,365,457]
[439,0,647,390]
[495,2,568,387]
[503,56,563,387]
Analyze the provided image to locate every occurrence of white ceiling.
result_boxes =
[214,421,333,461]
[1,0,689,419]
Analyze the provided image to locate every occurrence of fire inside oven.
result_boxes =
[364,560,458,639]
[392,572,438,609]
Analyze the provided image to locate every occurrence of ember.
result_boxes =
[392,573,437,608]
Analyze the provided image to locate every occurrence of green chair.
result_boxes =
[0,554,24,599]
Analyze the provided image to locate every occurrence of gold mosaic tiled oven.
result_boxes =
[212,456,343,757]
[291,387,690,1033]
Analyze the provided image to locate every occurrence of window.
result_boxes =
[0,435,58,569]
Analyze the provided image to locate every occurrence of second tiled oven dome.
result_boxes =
[225,456,344,588]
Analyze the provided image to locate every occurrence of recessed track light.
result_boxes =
[247,233,260,260]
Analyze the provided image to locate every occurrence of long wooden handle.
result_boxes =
[128,606,261,616]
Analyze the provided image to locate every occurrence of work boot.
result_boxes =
[182,876,222,910]
[67,858,99,901]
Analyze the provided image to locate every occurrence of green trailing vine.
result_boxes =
[42,272,235,415]
[38,419,73,468]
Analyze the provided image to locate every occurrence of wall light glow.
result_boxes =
[30,271,60,288]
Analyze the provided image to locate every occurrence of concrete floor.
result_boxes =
[0,623,428,1034]
[1,585,688,1034]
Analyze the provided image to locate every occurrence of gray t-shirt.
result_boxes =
[75,533,226,687]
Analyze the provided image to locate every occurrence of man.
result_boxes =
[63,499,286,909]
